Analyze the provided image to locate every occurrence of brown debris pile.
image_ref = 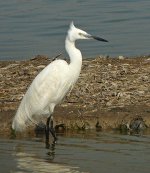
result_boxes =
[64,56,150,113]
[0,55,150,133]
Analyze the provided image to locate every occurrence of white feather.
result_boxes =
[12,59,79,131]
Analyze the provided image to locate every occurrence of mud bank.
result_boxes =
[0,55,150,135]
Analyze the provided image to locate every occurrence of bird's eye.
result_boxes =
[79,33,83,36]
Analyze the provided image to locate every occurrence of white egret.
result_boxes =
[12,22,108,143]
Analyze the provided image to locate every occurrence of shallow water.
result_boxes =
[0,0,150,60]
[0,131,150,173]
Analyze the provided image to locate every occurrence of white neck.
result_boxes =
[65,36,82,72]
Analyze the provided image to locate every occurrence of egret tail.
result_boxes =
[12,97,38,131]
[12,106,27,131]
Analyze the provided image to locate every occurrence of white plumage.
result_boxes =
[12,22,108,133]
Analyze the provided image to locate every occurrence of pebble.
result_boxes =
[118,55,125,60]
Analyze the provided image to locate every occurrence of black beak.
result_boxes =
[91,36,108,42]
[85,34,108,42]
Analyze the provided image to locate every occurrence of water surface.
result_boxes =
[0,131,150,173]
[0,0,150,60]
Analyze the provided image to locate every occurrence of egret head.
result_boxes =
[67,22,108,43]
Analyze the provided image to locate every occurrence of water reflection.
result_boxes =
[46,142,56,160]
[15,152,83,173]
[12,137,87,173]
[0,131,150,173]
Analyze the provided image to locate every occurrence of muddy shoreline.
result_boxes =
[0,55,150,135]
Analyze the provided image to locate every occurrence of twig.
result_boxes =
[52,53,62,61]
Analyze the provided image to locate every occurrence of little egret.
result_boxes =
[12,22,108,144]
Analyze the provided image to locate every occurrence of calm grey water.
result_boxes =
[0,131,150,173]
[0,0,150,60]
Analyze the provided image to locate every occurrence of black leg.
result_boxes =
[45,117,50,149]
[45,116,56,159]
[45,116,57,149]
[49,116,57,143]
